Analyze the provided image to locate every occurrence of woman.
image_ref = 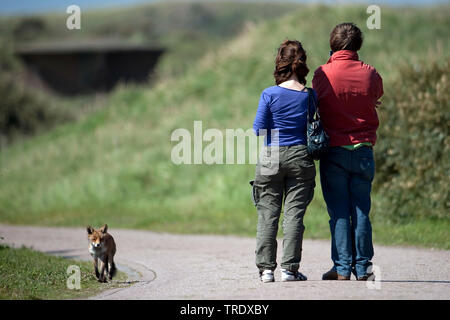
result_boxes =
[252,40,316,283]
[312,23,383,281]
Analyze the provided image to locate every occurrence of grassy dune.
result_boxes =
[1,1,303,78]
[0,4,449,248]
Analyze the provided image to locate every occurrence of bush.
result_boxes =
[0,40,73,143]
[374,58,449,222]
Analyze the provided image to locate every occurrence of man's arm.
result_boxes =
[373,69,383,107]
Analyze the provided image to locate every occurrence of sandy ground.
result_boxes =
[0,224,449,300]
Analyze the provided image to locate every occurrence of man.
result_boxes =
[312,23,383,280]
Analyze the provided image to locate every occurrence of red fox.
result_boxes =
[86,224,116,283]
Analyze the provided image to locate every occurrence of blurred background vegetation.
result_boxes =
[0,1,448,249]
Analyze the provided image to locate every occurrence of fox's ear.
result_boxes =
[100,224,108,233]
[87,226,94,234]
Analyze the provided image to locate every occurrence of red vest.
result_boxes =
[312,50,383,147]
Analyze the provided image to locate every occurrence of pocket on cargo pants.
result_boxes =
[249,180,260,206]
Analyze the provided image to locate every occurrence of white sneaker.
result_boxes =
[260,270,274,283]
[281,269,307,281]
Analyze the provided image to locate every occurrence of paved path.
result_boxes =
[1,224,449,299]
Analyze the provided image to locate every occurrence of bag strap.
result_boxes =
[306,87,319,123]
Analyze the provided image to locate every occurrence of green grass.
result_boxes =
[372,218,450,249]
[0,4,449,249]
[0,244,128,300]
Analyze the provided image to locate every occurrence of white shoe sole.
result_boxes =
[260,275,274,283]
[281,274,307,281]
[281,277,299,282]
[261,278,274,283]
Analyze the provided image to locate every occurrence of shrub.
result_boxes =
[374,58,449,222]
[0,40,73,143]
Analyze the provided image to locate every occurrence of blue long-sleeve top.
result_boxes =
[253,85,317,146]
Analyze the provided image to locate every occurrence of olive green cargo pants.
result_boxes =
[252,144,316,273]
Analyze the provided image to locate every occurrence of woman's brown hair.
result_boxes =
[329,23,363,53]
[274,40,309,85]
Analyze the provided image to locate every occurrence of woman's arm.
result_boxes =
[253,91,271,136]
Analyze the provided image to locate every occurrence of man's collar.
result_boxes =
[327,50,359,63]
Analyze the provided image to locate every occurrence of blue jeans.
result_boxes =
[320,146,374,278]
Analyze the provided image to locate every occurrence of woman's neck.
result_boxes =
[278,78,306,91]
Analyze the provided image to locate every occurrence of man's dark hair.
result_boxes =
[329,23,363,52]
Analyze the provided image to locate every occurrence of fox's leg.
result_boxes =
[108,255,116,280]
[104,255,109,275]
[94,258,100,279]
[98,258,107,283]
